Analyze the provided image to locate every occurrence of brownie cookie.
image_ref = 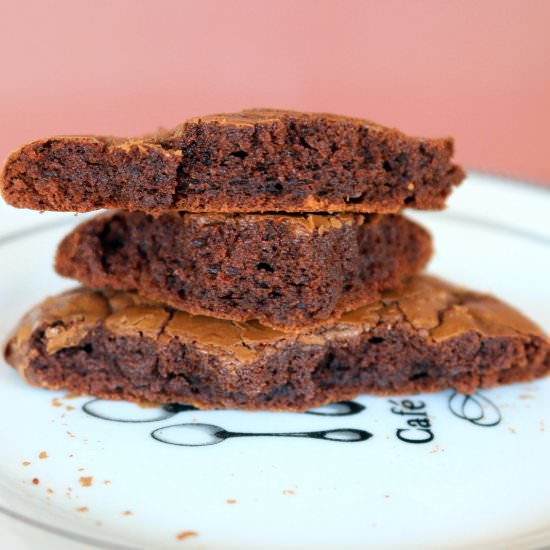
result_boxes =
[55,211,432,330]
[1,109,464,214]
[5,276,548,411]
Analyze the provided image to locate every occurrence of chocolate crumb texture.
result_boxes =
[1,109,464,214]
[4,275,548,411]
[55,210,432,330]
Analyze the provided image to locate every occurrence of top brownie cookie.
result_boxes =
[1,109,464,214]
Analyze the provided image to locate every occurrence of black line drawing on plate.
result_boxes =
[82,399,370,447]
[81,399,365,423]
[447,390,502,427]
[82,400,194,423]
[306,401,365,416]
[151,423,372,447]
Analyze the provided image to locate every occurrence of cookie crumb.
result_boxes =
[39,451,48,459]
[47,488,54,494]
[79,476,93,487]
[76,507,89,513]
[282,489,294,495]
[32,478,40,485]
[122,510,133,516]
[64,392,80,399]
[22,461,31,467]
[104,480,111,485]
[66,405,75,411]
[176,531,198,541]
[78,468,85,472]
[508,427,517,434]
[51,398,62,407]
[226,499,237,504]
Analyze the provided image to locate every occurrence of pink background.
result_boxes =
[2,0,549,184]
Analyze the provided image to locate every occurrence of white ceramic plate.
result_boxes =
[0,172,549,550]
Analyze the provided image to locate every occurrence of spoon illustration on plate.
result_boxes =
[82,398,365,423]
[151,423,372,446]
[81,398,370,447]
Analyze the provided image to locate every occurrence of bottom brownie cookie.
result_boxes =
[4,275,549,411]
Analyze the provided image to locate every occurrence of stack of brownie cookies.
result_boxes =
[2,109,549,410]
